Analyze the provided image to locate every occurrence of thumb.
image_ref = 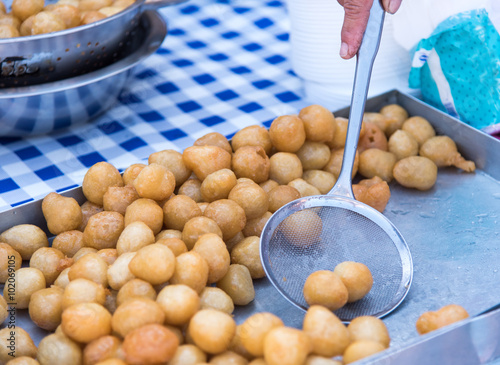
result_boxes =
[339,0,372,59]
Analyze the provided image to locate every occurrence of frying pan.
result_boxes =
[0,0,186,87]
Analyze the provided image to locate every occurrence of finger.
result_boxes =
[340,0,372,59]
[381,0,402,14]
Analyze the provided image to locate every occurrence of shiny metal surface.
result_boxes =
[0,0,183,87]
[0,10,166,136]
[1,91,499,363]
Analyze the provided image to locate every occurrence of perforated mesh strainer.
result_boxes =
[260,1,413,322]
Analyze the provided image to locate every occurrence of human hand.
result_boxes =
[338,0,402,59]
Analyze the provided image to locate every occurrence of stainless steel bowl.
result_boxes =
[0,10,166,137]
[0,0,183,87]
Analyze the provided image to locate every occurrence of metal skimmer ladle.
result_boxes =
[260,0,413,322]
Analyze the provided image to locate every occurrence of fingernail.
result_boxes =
[340,42,349,58]
[387,0,398,14]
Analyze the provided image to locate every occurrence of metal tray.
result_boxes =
[1,90,499,360]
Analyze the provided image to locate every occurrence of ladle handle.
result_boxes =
[328,0,385,198]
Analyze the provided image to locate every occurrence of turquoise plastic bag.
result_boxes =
[409,9,500,131]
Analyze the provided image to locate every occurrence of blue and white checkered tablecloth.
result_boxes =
[0,0,315,212]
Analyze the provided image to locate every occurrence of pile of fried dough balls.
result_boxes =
[0,0,135,38]
[0,104,476,365]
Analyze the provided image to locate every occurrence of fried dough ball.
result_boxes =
[216,264,255,306]
[183,146,232,181]
[194,132,233,154]
[352,176,391,213]
[259,179,279,194]
[116,278,156,306]
[203,200,246,241]
[0,2,5,13]
[82,162,124,206]
[263,327,311,365]
[156,229,182,241]
[393,156,438,191]
[279,209,322,247]
[103,185,139,215]
[200,168,237,202]
[288,178,321,197]
[107,252,136,290]
[242,211,272,238]
[69,252,108,287]
[168,344,207,365]
[0,327,37,363]
[269,115,306,152]
[62,278,106,309]
[54,267,71,289]
[296,142,331,170]
[157,284,200,326]
[11,0,44,21]
[0,24,20,37]
[170,251,209,293]
[0,294,6,324]
[0,224,49,260]
[97,248,117,265]
[79,0,112,10]
[323,148,359,179]
[358,148,397,182]
[199,287,234,314]
[148,149,191,187]
[182,216,223,250]
[363,112,390,134]
[302,305,350,357]
[333,261,373,303]
[129,244,175,285]
[298,104,336,143]
[327,117,348,149]
[61,302,112,343]
[29,247,70,285]
[111,297,165,337]
[28,286,64,331]
[79,201,104,231]
[210,351,248,365]
[37,333,81,365]
[116,221,155,255]
[379,104,409,136]
[132,163,175,201]
[43,3,80,28]
[163,195,202,231]
[347,316,390,348]
[32,10,66,34]
[387,129,419,160]
[401,116,436,146]
[124,198,163,235]
[229,180,269,220]
[267,185,301,213]
[188,309,236,354]
[303,270,348,311]
[192,233,230,283]
[228,325,253,360]
[358,122,388,153]
[416,304,469,335]
[72,247,97,261]
[302,170,336,194]
[122,163,146,186]
[83,335,122,365]
[177,177,202,202]
[419,136,475,172]
[156,237,187,256]
[269,152,303,185]
[231,125,273,155]
[52,230,84,258]
[239,312,284,357]
[122,324,179,365]
[0,14,21,29]
[342,340,386,364]
[5,356,40,365]
[230,236,264,279]
[94,359,126,365]
[231,146,270,184]
[4,267,46,309]
[83,211,124,250]
[0,243,22,283]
